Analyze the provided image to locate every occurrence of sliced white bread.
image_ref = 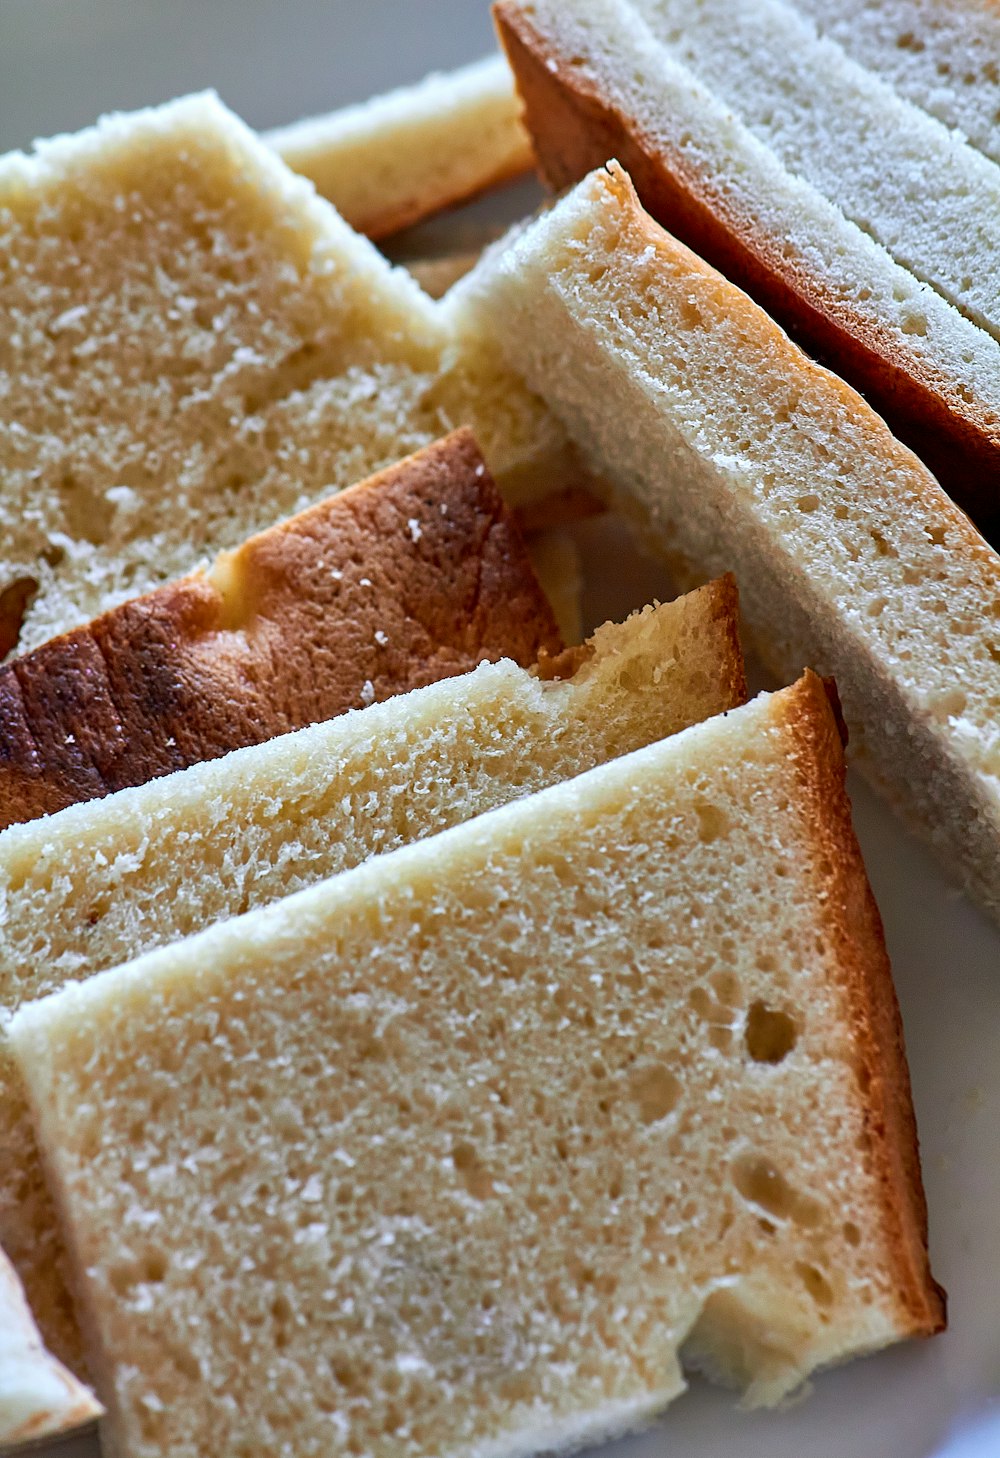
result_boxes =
[792,0,1000,167]
[628,0,1000,337]
[0,1243,100,1446]
[0,92,571,659]
[266,55,534,241]
[0,431,562,833]
[7,672,944,1458]
[493,0,1000,531]
[460,164,1000,923]
[0,579,744,1381]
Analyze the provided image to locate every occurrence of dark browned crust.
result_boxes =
[782,671,946,1337]
[0,430,563,831]
[494,2,1000,540]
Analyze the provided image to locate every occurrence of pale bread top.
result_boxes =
[266,55,534,240]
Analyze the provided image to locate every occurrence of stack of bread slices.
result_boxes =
[13,4,1000,1452]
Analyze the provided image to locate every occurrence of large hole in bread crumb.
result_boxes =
[629,1062,681,1123]
[452,1141,494,1199]
[732,1155,823,1227]
[796,1261,834,1309]
[745,1001,798,1064]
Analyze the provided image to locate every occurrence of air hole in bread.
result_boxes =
[796,1261,834,1309]
[629,1062,681,1123]
[0,575,38,658]
[744,1000,798,1064]
[695,801,728,843]
[869,527,898,559]
[843,1220,862,1247]
[895,31,924,51]
[930,688,968,722]
[732,1155,823,1227]
[452,1141,494,1200]
[795,494,820,514]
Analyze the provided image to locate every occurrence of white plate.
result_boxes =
[1,5,998,1456]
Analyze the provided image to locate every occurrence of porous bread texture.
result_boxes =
[0,578,744,1379]
[792,0,1000,166]
[0,91,570,659]
[629,0,1000,339]
[462,165,1000,923]
[0,1243,100,1445]
[492,0,1000,529]
[0,430,562,832]
[8,673,943,1458]
[266,56,534,240]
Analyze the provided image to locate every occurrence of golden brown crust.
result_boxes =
[703,572,748,710]
[780,671,946,1336]
[0,430,563,831]
[494,2,1000,537]
[598,163,1000,573]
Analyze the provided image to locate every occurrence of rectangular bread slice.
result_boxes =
[0,576,743,1382]
[627,0,1000,339]
[0,1243,100,1446]
[265,55,534,241]
[0,91,571,659]
[792,0,1000,167]
[459,164,1000,924]
[492,0,1000,533]
[0,429,562,831]
[7,672,944,1458]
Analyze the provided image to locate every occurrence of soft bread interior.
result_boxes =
[458,162,1000,922]
[7,674,942,1458]
[0,579,743,1378]
[0,92,569,659]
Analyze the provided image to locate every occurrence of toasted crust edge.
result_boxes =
[781,672,946,1337]
[494,1,1000,536]
[578,163,999,575]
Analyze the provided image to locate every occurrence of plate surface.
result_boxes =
[1,5,998,1457]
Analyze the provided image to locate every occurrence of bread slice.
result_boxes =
[493,0,1000,531]
[632,0,1000,337]
[7,672,944,1458]
[460,164,1000,924]
[266,56,534,241]
[0,1243,100,1445]
[0,577,743,1381]
[0,91,570,659]
[792,0,1000,167]
[0,429,562,832]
